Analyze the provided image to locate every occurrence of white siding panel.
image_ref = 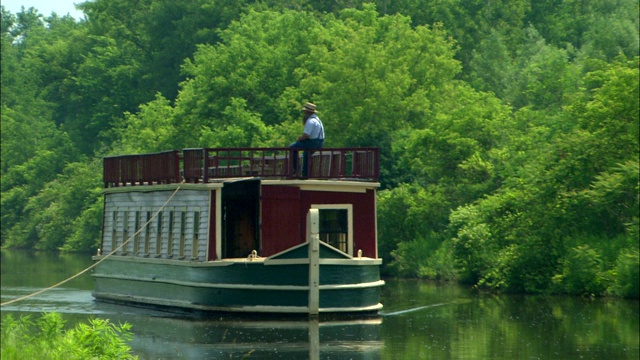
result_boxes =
[102,190,210,261]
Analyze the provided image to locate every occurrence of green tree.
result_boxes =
[175,8,320,146]
[506,26,578,110]
[114,93,177,153]
[468,30,514,98]
[449,57,639,294]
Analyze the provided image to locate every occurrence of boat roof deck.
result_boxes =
[103,147,379,188]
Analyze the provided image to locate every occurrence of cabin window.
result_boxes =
[155,211,163,256]
[168,210,175,257]
[144,210,151,255]
[111,211,117,254]
[122,210,129,255]
[179,210,186,258]
[192,210,200,259]
[312,204,353,255]
[134,210,141,255]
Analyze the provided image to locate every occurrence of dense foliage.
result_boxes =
[1,312,136,359]
[1,1,638,297]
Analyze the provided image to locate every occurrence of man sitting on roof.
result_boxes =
[289,102,325,177]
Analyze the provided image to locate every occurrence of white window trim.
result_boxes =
[310,204,353,256]
[192,207,201,260]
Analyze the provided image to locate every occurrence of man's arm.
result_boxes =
[296,133,310,141]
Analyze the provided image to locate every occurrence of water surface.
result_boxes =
[1,250,638,359]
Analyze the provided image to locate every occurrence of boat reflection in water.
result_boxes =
[96,303,383,359]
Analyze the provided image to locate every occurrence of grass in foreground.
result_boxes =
[1,312,137,360]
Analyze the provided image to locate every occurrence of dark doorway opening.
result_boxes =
[221,179,260,258]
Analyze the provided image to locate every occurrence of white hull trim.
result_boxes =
[92,273,385,291]
[91,255,382,266]
[93,292,384,314]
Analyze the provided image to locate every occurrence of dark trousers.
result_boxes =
[289,138,324,177]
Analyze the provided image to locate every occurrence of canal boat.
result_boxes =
[92,147,383,315]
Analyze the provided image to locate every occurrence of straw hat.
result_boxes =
[301,102,317,113]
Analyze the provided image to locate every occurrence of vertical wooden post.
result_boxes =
[308,317,320,360]
[308,209,320,315]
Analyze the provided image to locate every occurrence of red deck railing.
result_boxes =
[104,148,378,187]
[104,150,181,188]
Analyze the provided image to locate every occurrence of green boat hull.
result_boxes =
[92,243,383,314]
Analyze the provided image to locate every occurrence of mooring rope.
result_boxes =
[379,302,449,316]
[0,181,185,307]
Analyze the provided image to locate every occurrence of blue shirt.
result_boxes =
[303,114,325,140]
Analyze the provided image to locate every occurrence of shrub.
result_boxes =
[389,234,457,280]
[552,245,607,296]
[1,312,137,360]
[609,248,640,298]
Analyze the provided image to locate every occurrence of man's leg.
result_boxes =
[289,141,307,177]
[302,139,324,177]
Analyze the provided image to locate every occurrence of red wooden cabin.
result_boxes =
[102,148,380,262]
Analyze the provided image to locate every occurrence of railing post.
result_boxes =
[373,148,380,181]
[308,208,320,316]
[171,150,180,184]
[203,149,210,183]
